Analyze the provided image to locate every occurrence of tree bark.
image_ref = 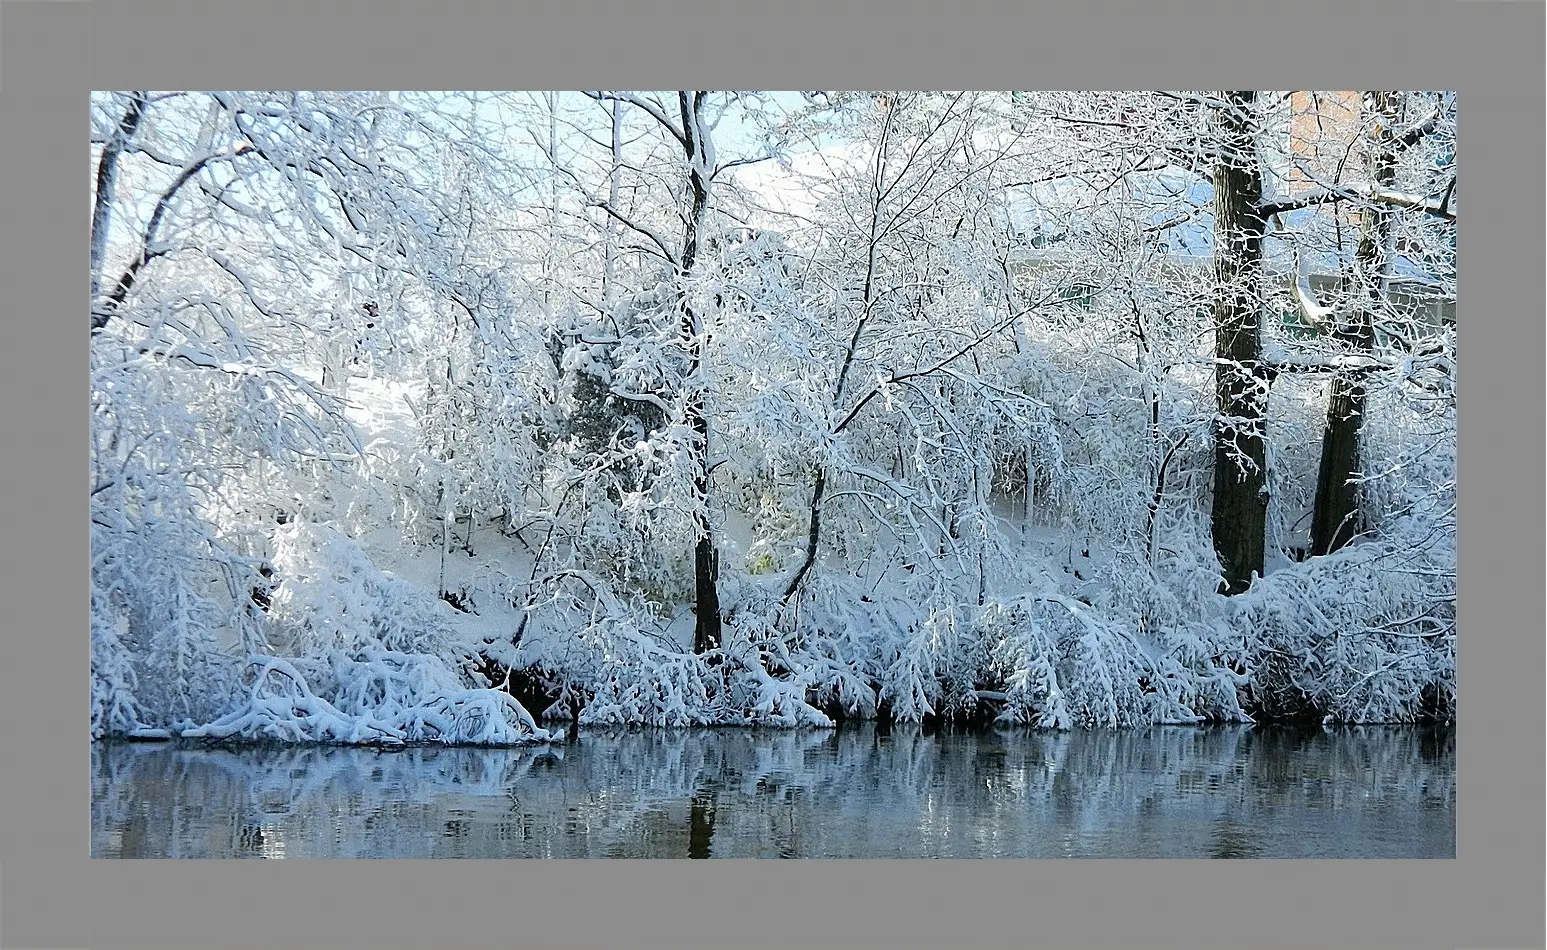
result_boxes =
[782,471,826,604]
[90,92,148,326]
[1209,91,1269,595]
[677,92,724,656]
[1309,92,1399,557]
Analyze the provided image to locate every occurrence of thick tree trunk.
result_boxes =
[1309,92,1399,558]
[1309,373,1368,555]
[1209,91,1269,596]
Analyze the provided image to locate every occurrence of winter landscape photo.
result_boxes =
[90,91,1456,860]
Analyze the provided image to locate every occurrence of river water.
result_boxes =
[91,724,1454,859]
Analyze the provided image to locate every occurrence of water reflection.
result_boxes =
[91,725,1454,859]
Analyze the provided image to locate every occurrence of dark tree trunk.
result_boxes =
[1209,91,1269,596]
[1309,373,1369,555]
[677,92,723,656]
[1309,92,1399,558]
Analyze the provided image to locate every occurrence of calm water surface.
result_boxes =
[91,724,1454,858]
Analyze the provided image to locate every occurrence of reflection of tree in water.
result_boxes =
[687,788,717,859]
[1206,817,1264,859]
[235,823,266,857]
[91,725,1454,858]
[92,741,562,858]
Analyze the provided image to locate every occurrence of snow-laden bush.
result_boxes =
[1231,532,1454,723]
[985,603,1071,729]
[90,573,146,739]
[181,652,557,745]
[507,570,835,728]
[567,612,720,728]
[715,587,838,727]
[193,523,558,745]
[1089,535,1254,725]
[975,594,1159,728]
[102,519,554,747]
[777,579,890,720]
[267,522,452,658]
[1227,363,1456,725]
[89,377,247,734]
[858,558,1252,730]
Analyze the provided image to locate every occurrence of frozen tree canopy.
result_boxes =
[89,91,1456,744]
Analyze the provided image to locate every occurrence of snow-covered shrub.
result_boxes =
[1232,535,1454,723]
[1089,537,1253,725]
[506,570,836,728]
[1229,347,1456,725]
[267,522,453,658]
[90,574,145,739]
[775,577,901,720]
[89,372,248,733]
[978,598,1071,728]
[180,650,558,746]
[566,609,720,728]
[977,595,1159,727]
[172,523,560,745]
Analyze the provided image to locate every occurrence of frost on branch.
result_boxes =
[182,654,557,746]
